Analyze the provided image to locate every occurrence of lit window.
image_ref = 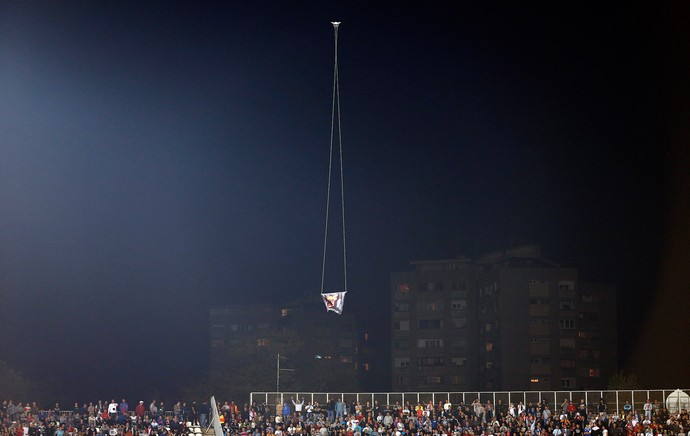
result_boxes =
[257,338,269,347]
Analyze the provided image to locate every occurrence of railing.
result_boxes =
[251,389,690,414]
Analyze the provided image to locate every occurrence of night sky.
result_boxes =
[1,2,688,400]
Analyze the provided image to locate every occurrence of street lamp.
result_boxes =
[276,354,294,395]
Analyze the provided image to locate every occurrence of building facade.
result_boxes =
[391,245,617,392]
[210,296,361,399]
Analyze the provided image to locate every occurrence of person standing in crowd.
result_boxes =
[149,400,158,419]
[200,400,210,428]
[107,400,118,423]
[190,402,199,425]
[136,401,145,420]
[291,398,304,417]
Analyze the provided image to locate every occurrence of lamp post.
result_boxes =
[276,354,294,398]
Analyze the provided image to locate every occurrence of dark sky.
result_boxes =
[1,2,688,399]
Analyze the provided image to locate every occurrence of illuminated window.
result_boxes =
[340,356,353,364]
[588,368,600,377]
[485,342,494,352]
[257,338,269,346]
[281,308,290,317]
[417,338,444,348]
[417,301,444,311]
[397,283,410,295]
[531,378,540,383]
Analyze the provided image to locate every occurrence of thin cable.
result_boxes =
[320,22,347,293]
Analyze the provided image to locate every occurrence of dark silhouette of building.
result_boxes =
[209,296,361,399]
[390,245,617,391]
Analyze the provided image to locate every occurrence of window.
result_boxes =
[397,283,410,295]
[257,338,269,346]
[451,318,468,329]
[560,319,575,329]
[281,308,290,317]
[418,376,444,386]
[451,357,467,366]
[561,358,576,368]
[451,300,467,310]
[560,338,575,349]
[393,340,409,349]
[393,376,407,386]
[451,376,466,385]
[393,357,410,368]
[428,282,443,291]
[394,302,409,312]
[211,339,225,348]
[211,324,226,337]
[417,301,444,311]
[418,319,443,329]
[559,300,575,310]
[340,356,353,364]
[452,281,467,291]
[394,321,410,331]
[485,342,494,352]
[561,378,576,388]
[588,368,600,377]
[417,338,444,348]
[558,281,575,291]
[582,294,599,303]
[452,338,467,348]
[417,357,444,367]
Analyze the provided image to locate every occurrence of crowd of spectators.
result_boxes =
[1,397,688,436]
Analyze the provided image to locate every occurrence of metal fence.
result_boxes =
[251,389,690,414]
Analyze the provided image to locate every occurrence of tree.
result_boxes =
[608,371,640,389]
[0,360,35,399]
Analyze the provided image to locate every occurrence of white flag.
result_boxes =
[322,291,347,314]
